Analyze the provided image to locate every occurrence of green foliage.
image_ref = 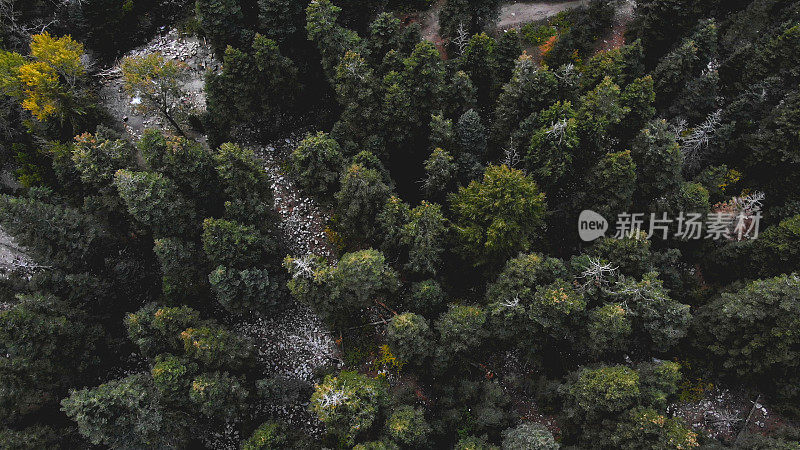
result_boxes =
[376,195,411,258]
[61,374,186,448]
[450,165,547,268]
[242,421,287,450]
[527,101,579,187]
[71,128,137,189]
[522,23,558,46]
[213,143,276,227]
[486,253,567,342]
[151,354,196,401]
[582,150,637,220]
[138,130,222,212]
[125,303,201,358]
[257,0,305,44]
[580,41,645,89]
[353,441,400,450]
[492,55,558,148]
[563,365,641,422]
[462,33,496,108]
[755,214,800,277]
[290,132,345,198]
[544,1,614,66]
[734,426,800,450]
[455,435,500,450]
[438,379,514,442]
[326,249,399,317]
[401,201,448,276]
[287,250,397,328]
[501,423,559,450]
[335,164,392,244]
[586,303,632,358]
[609,407,698,449]
[627,0,704,63]
[0,33,88,124]
[651,19,718,114]
[610,272,691,353]
[189,371,248,418]
[589,234,652,278]
[401,41,446,124]
[423,147,457,201]
[195,0,245,55]
[0,295,101,421]
[698,274,800,391]
[206,35,299,142]
[113,169,197,237]
[458,109,487,157]
[121,53,189,135]
[638,361,682,410]
[153,238,207,303]
[306,0,362,75]
[208,266,275,314]
[436,304,488,361]
[0,195,110,271]
[494,29,522,86]
[430,114,456,151]
[181,325,253,371]
[487,253,568,304]
[386,313,431,365]
[0,425,64,449]
[529,279,586,339]
[283,254,329,308]
[445,71,478,119]
[201,218,269,268]
[620,75,656,131]
[333,51,384,154]
[576,76,629,151]
[310,371,388,446]
[386,405,432,446]
[408,279,446,316]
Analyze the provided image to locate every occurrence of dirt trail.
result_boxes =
[420,0,447,42]
[496,0,589,30]
[418,0,591,46]
[596,0,635,53]
[254,144,335,261]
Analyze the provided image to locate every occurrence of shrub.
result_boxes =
[310,371,388,446]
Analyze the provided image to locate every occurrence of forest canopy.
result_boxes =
[2,0,800,448]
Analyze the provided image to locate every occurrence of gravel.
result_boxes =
[254,144,336,261]
[97,27,218,140]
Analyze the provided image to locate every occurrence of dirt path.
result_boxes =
[418,0,591,48]
[496,0,589,30]
[595,0,635,53]
[420,0,447,42]
[254,144,336,261]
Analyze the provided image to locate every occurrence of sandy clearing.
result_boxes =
[496,0,590,30]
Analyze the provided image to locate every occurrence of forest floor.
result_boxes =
[595,0,635,53]
[496,0,589,30]
[95,28,216,142]
[416,0,591,51]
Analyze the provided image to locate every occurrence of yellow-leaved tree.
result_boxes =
[0,32,86,121]
[121,53,189,136]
